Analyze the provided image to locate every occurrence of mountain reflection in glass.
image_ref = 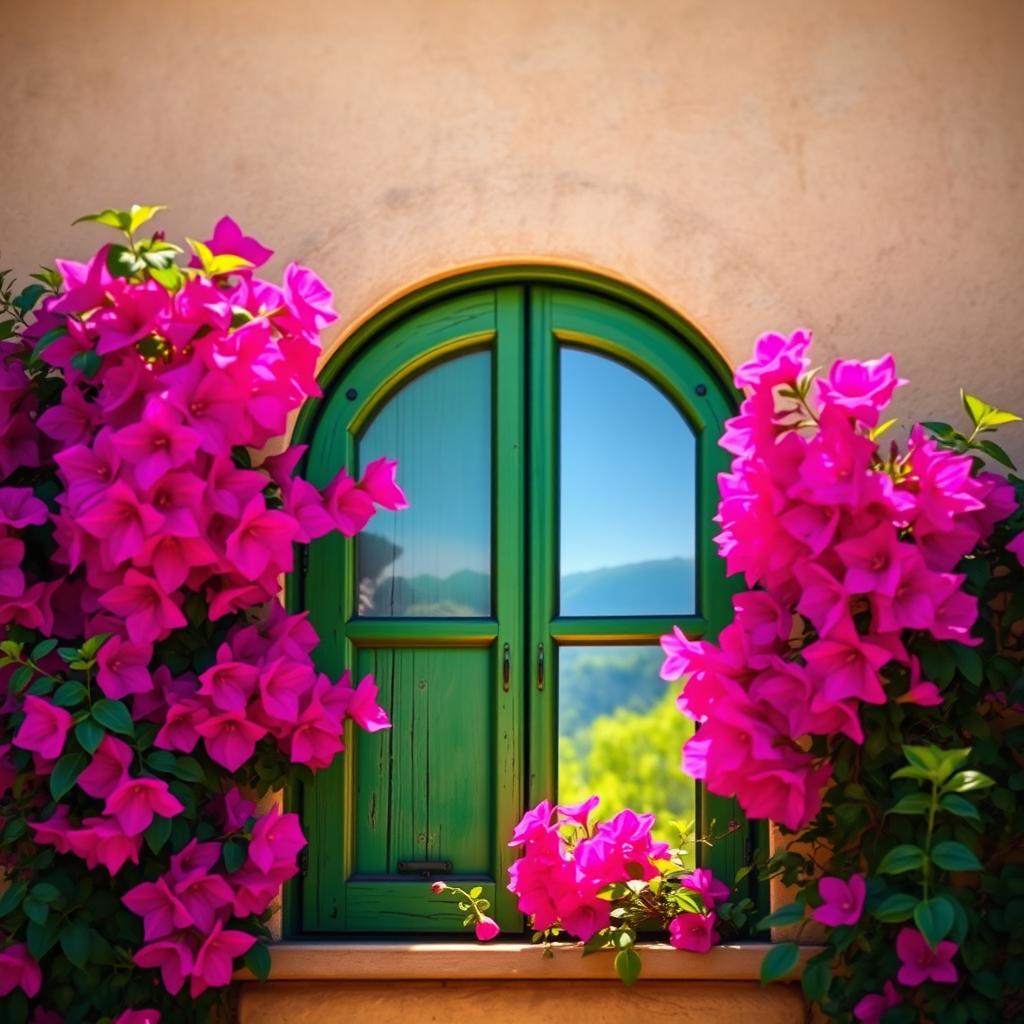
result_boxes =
[558,645,696,854]
[356,351,491,617]
[559,347,696,616]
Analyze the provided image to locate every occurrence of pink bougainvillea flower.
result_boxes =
[835,524,904,597]
[77,482,164,564]
[172,869,235,933]
[575,808,669,888]
[78,735,134,799]
[54,431,122,510]
[92,279,168,355]
[853,981,901,1023]
[281,261,337,334]
[67,815,143,875]
[168,839,222,878]
[0,536,25,597]
[1008,531,1024,566]
[896,927,958,985]
[112,398,202,489]
[343,674,391,733]
[0,487,48,528]
[733,329,811,390]
[361,457,409,511]
[99,569,187,645]
[249,806,308,873]
[508,800,556,848]
[13,695,71,761]
[680,868,731,910]
[811,873,865,927]
[114,1011,162,1024]
[198,649,260,712]
[214,786,257,832]
[50,245,114,314]
[28,805,74,854]
[154,698,209,754]
[668,911,720,953]
[475,916,501,941]
[37,383,98,445]
[198,215,274,269]
[224,495,297,580]
[195,710,268,771]
[803,629,893,706]
[133,936,194,996]
[817,354,905,426]
[123,876,194,941]
[96,635,154,699]
[104,777,185,836]
[557,795,600,831]
[144,469,205,537]
[256,656,314,723]
[0,943,42,997]
[190,920,257,997]
[282,476,336,543]
[322,468,376,536]
[287,692,345,770]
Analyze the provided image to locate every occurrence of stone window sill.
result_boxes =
[237,941,822,982]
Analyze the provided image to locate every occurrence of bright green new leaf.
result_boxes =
[73,208,134,231]
[931,841,983,872]
[869,417,898,440]
[760,942,800,983]
[961,389,1022,432]
[914,897,955,949]
[877,844,926,875]
[941,770,996,794]
[128,204,167,234]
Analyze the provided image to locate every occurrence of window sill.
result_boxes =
[237,941,822,982]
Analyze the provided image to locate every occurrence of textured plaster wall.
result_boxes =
[2,0,1023,452]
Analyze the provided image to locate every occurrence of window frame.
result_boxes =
[283,266,763,938]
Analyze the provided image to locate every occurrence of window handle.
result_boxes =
[502,642,510,692]
[536,642,545,691]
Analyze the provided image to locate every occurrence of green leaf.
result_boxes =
[614,947,642,986]
[869,417,898,441]
[30,638,59,661]
[52,680,88,708]
[12,284,46,314]
[921,420,957,442]
[800,956,831,1002]
[22,897,48,925]
[71,350,102,379]
[942,771,995,794]
[0,880,27,918]
[59,920,92,969]
[976,439,1016,470]
[170,756,206,784]
[223,839,247,873]
[757,902,804,929]
[468,886,483,900]
[149,265,185,291]
[144,814,173,855]
[877,844,926,875]
[74,718,105,754]
[873,893,919,923]
[73,207,134,231]
[26,917,60,959]
[50,752,87,800]
[939,794,981,820]
[80,633,112,658]
[9,664,33,692]
[244,942,272,982]
[29,883,61,904]
[760,942,800,983]
[914,897,955,949]
[887,793,932,816]
[145,750,177,775]
[931,841,983,872]
[91,698,134,736]
[106,244,144,278]
[961,389,1022,432]
[951,645,983,686]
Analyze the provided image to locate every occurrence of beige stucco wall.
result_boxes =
[3,0,1023,451]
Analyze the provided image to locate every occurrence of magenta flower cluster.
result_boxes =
[660,330,1016,831]
[0,214,404,1010]
[507,797,724,953]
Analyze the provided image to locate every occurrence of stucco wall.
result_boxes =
[3,0,1023,454]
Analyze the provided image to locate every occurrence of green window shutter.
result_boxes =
[291,271,753,935]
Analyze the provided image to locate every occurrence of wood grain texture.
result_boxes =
[238,979,807,1024]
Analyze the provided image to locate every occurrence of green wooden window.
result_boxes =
[288,270,754,935]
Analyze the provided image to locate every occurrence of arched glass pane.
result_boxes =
[357,351,491,617]
[558,645,695,855]
[559,348,696,616]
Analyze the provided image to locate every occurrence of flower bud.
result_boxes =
[430,881,447,894]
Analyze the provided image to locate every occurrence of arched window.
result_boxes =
[288,269,753,934]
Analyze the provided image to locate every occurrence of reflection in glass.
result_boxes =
[357,351,491,617]
[559,348,696,616]
[558,645,695,854]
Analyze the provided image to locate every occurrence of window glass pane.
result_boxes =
[357,351,491,617]
[559,348,696,616]
[558,645,695,854]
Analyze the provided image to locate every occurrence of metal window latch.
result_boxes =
[502,642,511,692]
[397,860,453,878]
[536,642,544,691]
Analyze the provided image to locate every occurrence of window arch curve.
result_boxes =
[287,268,753,936]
